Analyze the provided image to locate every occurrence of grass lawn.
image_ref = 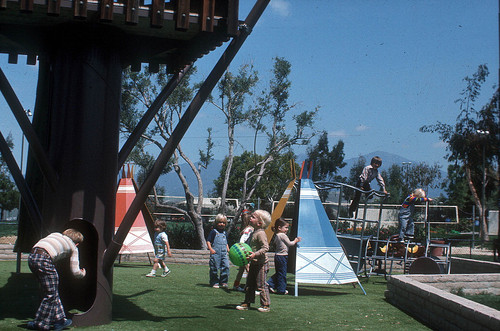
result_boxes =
[0,261,430,331]
[458,293,500,311]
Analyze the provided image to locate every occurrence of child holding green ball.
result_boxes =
[236,209,272,313]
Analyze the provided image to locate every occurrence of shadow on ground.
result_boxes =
[0,272,39,320]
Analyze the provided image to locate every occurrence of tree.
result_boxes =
[121,66,212,249]
[408,162,442,194]
[227,57,318,232]
[306,131,346,201]
[420,64,499,240]
[0,133,20,220]
[442,164,474,210]
[212,151,298,207]
[381,162,442,204]
[208,64,258,213]
[381,164,405,204]
[306,131,346,182]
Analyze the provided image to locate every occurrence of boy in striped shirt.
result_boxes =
[397,188,433,241]
[27,229,86,331]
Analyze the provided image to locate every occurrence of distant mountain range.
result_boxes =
[156,151,444,197]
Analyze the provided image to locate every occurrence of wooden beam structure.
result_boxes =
[0,0,240,73]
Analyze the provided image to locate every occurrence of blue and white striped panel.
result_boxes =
[295,247,359,284]
[295,179,359,285]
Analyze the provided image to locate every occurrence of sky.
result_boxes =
[0,0,498,171]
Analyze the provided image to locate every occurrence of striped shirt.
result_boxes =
[401,195,431,208]
[33,232,86,278]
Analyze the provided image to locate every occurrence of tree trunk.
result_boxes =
[220,125,235,214]
[173,157,207,250]
[465,165,489,241]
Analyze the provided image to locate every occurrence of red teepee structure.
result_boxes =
[115,165,154,255]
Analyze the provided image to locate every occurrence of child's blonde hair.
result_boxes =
[62,228,84,244]
[253,210,271,229]
[215,214,228,224]
[412,188,426,198]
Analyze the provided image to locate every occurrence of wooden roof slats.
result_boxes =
[26,53,36,65]
[130,61,141,72]
[148,61,159,73]
[200,0,215,32]
[175,0,190,30]
[47,0,61,16]
[151,0,165,27]
[125,0,139,24]
[74,0,88,18]
[19,0,33,12]
[99,0,113,22]
[225,0,238,35]
[8,53,17,64]
[1,0,240,72]
[2,1,240,33]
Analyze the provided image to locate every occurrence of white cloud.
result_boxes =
[355,124,369,132]
[270,0,291,17]
[328,130,347,137]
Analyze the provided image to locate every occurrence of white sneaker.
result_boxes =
[236,303,249,311]
[161,270,171,277]
[258,306,270,313]
[212,284,220,288]
[146,272,156,277]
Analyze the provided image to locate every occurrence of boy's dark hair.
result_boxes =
[154,220,167,232]
[271,218,288,233]
[370,156,382,166]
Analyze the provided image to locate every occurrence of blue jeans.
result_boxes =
[267,254,288,294]
[398,207,414,238]
[209,252,229,285]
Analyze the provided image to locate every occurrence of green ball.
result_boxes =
[229,243,252,266]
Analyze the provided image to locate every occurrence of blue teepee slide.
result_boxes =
[294,177,366,296]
